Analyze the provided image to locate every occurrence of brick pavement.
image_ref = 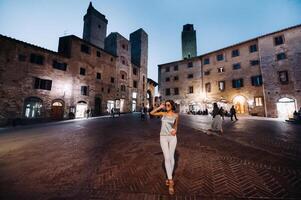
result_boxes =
[0,114,300,199]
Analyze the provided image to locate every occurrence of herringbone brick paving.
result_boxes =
[0,114,300,199]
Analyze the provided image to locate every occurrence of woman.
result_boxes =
[150,100,179,195]
[210,103,223,134]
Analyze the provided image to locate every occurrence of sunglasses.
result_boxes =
[165,104,171,107]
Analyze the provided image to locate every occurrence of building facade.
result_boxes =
[0,3,148,126]
[158,24,301,118]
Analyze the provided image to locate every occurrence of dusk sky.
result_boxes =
[1,0,301,83]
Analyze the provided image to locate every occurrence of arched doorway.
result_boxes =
[233,95,247,114]
[147,90,152,109]
[276,97,296,119]
[51,99,64,120]
[76,101,87,118]
[24,97,43,118]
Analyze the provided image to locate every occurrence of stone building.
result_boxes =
[158,24,301,118]
[0,2,148,125]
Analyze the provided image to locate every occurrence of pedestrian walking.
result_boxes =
[210,103,223,134]
[111,108,115,118]
[230,105,238,121]
[140,106,146,120]
[150,100,179,195]
[220,107,225,120]
[86,109,90,119]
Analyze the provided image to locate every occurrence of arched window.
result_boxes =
[24,97,43,118]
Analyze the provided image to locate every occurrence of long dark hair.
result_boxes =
[165,100,176,111]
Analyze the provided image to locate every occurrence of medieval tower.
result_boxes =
[83,2,108,48]
[181,24,197,59]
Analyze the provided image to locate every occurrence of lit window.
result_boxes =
[255,97,263,106]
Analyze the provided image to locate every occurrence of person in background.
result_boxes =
[230,105,238,121]
[210,103,223,134]
[220,107,225,120]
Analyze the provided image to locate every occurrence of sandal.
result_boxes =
[168,180,175,195]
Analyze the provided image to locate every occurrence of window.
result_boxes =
[278,71,288,84]
[53,60,67,71]
[133,68,137,75]
[101,87,104,92]
[188,86,194,94]
[174,65,178,71]
[233,63,241,70]
[217,54,224,61]
[96,72,101,80]
[165,77,170,82]
[34,78,52,90]
[174,76,179,81]
[174,88,179,95]
[30,53,44,65]
[111,77,115,83]
[251,75,263,86]
[232,79,244,88]
[81,44,90,54]
[232,49,240,57]
[121,74,125,79]
[205,82,211,93]
[277,53,287,61]
[81,86,89,96]
[165,67,170,72]
[250,60,260,66]
[218,81,225,91]
[204,70,210,76]
[255,97,263,106]
[133,80,138,88]
[97,51,101,57]
[165,88,171,96]
[18,54,26,62]
[204,58,210,65]
[249,44,258,53]
[187,74,194,79]
[80,67,86,75]
[274,35,284,46]
[121,85,126,91]
[217,67,224,73]
[122,44,128,50]
[108,88,110,93]
[188,62,193,68]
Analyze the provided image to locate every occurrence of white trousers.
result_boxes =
[160,135,177,179]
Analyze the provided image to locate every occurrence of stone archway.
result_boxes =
[24,97,43,118]
[232,95,247,114]
[76,101,87,118]
[146,90,152,109]
[276,97,296,119]
[51,99,64,120]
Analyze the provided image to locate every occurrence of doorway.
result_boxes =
[233,95,247,114]
[276,97,296,119]
[76,101,87,118]
[94,97,102,116]
[51,100,64,120]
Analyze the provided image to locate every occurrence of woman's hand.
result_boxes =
[159,103,165,109]
[170,128,177,136]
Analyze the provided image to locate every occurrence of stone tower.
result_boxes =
[83,2,108,48]
[130,28,148,68]
[181,24,197,59]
